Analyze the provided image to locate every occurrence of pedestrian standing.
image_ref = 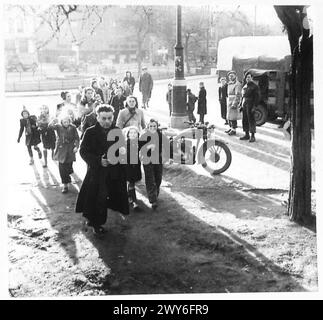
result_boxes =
[75,105,129,236]
[226,71,242,136]
[186,89,197,123]
[110,87,126,125]
[116,95,145,131]
[166,83,173,116]
[239,72,260,143]
[139,119,169,210]
[17,106,42,165]
[75,86,84,105]
[124,126,142,210]
[37,105,56,168]
[197,82,207,124]
[139,66,153,109]
[49,114,80,193]
[218,77,228,125]
[123,71,136,94]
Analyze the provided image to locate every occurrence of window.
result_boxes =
[19,39,28,53]
[17,18,24,33]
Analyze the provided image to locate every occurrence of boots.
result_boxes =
[249,133,256,143]
[240,132,250,140]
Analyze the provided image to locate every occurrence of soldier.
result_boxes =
[225,71,242,135]
[239,72,260,143]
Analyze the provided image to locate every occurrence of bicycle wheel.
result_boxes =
[198,140,232,175]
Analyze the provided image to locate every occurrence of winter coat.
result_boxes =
[227,80,242,121]
[38,122,56,150]
[139,73,153,98]
[197,87,207,115]
[218,84,228,103]
[51,124,79,163]
[18,116,41,147]
[125,139,142,183]
[81,111,97,136]
[110,94,126,122]
[123,76,136,93]
[116,107,145,131]
[75,122,129,217]
[166,89,173,106]
[241,80,260,110]
[187,92,198,111]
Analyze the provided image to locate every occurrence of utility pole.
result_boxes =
[253,5,257,36]
[170,5,189,129]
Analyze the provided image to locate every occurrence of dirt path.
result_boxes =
[7,161,317,297]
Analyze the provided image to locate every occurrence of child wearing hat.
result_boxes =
[17,106,42,165]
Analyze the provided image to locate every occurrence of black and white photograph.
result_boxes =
[0,0,321,300]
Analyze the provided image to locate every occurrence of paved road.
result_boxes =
[4,75,295,193]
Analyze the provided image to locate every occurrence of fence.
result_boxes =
[5,69,178,93]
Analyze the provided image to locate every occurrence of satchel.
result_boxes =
[123,111,136,127]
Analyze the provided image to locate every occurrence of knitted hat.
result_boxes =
[21,105,30,117]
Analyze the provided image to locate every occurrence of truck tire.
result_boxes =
[254,103,268,126]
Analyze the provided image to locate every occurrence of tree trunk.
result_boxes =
[137,37,143,79]
[288,35,313,224]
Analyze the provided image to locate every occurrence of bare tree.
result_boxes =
[274,6,314,225]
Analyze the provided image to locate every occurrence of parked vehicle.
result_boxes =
[57,56,87,72]
[6,53,38,73]
[216,36,293,126]
[161,121,232,175]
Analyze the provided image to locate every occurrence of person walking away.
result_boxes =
[197,82,207,124]
[139,119,169,210]
[49,113,79,193]
[110,87,126,125]
[75,105,129,236]
[218,77,228,125]
[124,126,142,210]
[17,106,42,165]
[37,105,56,167]
[226,71,242,136]
[239,72,260,143]
[166,83,173,117]
[123,71,136,94]
[186,89,197,123]
[116,95,145,131]
[91,78,104,103]
[139,66,153,109]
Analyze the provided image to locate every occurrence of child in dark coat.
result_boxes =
[124,126,142,210]
[17,106,42,165]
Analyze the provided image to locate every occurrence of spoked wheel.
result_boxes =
[198,140,232,175]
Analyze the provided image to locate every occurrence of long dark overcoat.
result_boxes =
[197,87,207,115]
[75,122,129,226]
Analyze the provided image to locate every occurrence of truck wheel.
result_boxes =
[254,103,268,126]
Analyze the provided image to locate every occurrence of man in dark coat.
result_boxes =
[75,105,129,235]
[186,89,197,123]
[239,72,260,143]
[139,66,153,109]
[197,82,207,124]
[218,77,228,125]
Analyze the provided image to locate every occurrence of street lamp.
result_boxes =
[170,5,189,129]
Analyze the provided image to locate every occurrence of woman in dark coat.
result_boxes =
[123,71,136,94]
[17,106,42,165]
[75,105,129,235]
[197,82,207,124]
[124,126,142,210]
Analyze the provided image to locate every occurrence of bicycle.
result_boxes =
[160,121,232,175]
